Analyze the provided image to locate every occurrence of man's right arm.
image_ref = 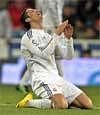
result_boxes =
[21,34,57,60]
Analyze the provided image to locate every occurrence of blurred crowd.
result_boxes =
[0,0,99,61]
[0,0,35,61]
[63,0,99,39]
[0,0,99,39]
[0,0,35,39]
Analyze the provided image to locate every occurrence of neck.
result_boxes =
[30,21,43,29]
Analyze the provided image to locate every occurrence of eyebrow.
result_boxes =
[26,9,34,12]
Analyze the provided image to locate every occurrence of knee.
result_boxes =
[51,94,68,109]
[54,99,68,109]
[76,93,93,109]
[84,99,93,109]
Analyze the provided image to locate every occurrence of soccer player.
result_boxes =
[16,8,93,109]
[18,0,64,93]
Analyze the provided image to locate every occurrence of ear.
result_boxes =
[25,18,31,22]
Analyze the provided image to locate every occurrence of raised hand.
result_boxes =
[55,20,68,35]
[64,24,73,39]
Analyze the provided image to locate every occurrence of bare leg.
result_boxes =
[50,94,68,109]
[71,93,93,109]
[70,99,83,108]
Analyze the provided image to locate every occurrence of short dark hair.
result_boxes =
[20,8,31,30]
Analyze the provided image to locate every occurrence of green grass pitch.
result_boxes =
[0,85,100,115]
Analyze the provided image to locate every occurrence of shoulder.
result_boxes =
[21,29,34,40]
[26,29,33,39]
[21,32,29,44]
[21,30,36,45]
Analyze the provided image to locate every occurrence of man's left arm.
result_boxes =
[55,24,74,60]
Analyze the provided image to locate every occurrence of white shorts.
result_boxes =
[31,76,83,104]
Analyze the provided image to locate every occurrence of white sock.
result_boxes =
[27,99,52,109]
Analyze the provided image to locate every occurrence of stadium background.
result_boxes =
[0,0,100,115]
[0,0,100,86]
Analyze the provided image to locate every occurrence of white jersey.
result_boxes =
[21,29,74,83]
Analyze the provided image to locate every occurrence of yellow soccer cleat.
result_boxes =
[16,92,33,108]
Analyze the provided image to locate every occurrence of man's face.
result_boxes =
[26,8,43,22]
